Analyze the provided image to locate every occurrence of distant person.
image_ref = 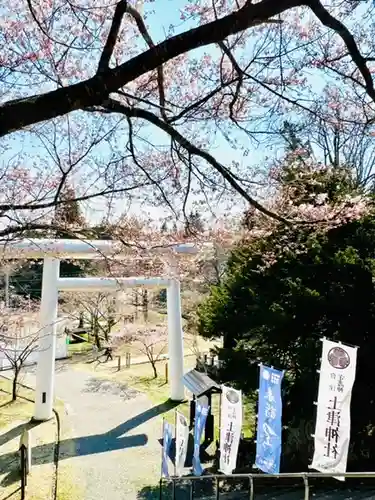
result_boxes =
[103,343,113,362]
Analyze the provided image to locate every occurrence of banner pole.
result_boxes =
[161,418,165,479]
[253,364,261,470]
[174,410,177,477]
[218,391,222,443]
[217,391,222,473]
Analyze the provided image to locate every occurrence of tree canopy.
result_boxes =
[2,1,375,238]
[199,215,375,469]
[198,146,375,470]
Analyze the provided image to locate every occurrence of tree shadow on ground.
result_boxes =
[82,377,140,400]
[137,484,161,500]
[0,486,21,499]
[137,478,219,500]
[0,419,45,488]
[0,399,179,473]
[1,466,21,488]
[137,481,194,500]
[0,420,41,447]
[138,482,375,500]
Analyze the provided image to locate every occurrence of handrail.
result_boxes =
[160,472,375,500]
[163,471,375,479]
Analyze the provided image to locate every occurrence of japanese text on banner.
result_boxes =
[175,412,189,476]
[311,339,357,479]
[220,386,243,474]
[255,365,284,474]
[161,420,173,478]
[192,399,209,476]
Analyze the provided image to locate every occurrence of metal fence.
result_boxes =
[159,472,375,500]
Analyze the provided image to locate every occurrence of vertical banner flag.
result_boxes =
[175,411,189,476]
[311,339,358,480]
[192,398,209,476]
[255,365,284,474]
[220,385,243,474]
[161,420,173,478]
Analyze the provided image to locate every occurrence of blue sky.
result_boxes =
[2,0,370,229]
[1,0,275,227]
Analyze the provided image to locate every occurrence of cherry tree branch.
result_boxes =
[100,98,290,224]
[0,0,302,137]
[0,222,88,241]
[217,41,244,121]
[98,0,129,73]
[124,3,168,120]
[0,183,149,212]
[307,0,375,102]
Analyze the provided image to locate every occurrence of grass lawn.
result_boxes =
[0,376,81,500]
[68,340,92,354]
[0,377,57,499]
[0,378,34,429]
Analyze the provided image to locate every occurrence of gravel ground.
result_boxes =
[19,365,164,499]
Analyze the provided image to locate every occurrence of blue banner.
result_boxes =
[161,420,173,478]
[192,399,209,476]
[255,365,284,474]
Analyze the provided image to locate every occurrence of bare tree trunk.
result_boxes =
[78,312,84,329]
[142,289,148,322]
[93,321,101,349]
[214,261,221,286]
[12,367,19,401]
[95,334,101,349]
[134,290,139,319]
[147,346,158,378]
[106,312,115,341]
[151,360,158,379]
[213,246,221,286]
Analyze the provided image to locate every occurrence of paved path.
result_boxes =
[20,365,164,499]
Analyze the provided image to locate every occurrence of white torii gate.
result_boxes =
[1,239,198,421]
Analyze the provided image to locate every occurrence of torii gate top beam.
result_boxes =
[0,238,199,260]
[57,276,171,292]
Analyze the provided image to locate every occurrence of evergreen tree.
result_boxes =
[54,185,84,238]
[11,186,91,299]
[281,120,307,152]
[198,143,374,471]
[184,210,204,236]
[198,216,375,470]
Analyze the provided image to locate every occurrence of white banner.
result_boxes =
[175,411,189,476]
[220,385,243,474]
[311,339,358,480]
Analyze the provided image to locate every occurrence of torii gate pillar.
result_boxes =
[34,258,60,421]
[167,279,184,401]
